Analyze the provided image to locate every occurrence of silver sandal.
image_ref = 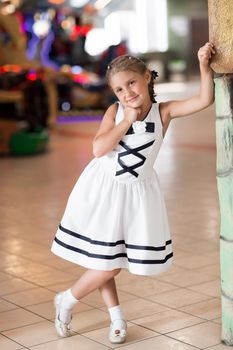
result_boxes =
[108,319,127,344]
[54,292,72,337]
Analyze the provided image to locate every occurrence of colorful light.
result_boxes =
[61,102,71,111]
[0,65,22,73]
[71,65,83,74]
[85,28,108,56]
[48,0,65,4]
[33,19,51,38]
[27,71,37,81]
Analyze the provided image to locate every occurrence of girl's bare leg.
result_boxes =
[55,268,125,342]
[99,277,127,344]
[55,269,120,329]
[71,268,121,300]
[99,277,119,307]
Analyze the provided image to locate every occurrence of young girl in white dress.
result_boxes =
[51,42,215,344]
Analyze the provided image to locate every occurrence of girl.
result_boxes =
[51,42,215,344]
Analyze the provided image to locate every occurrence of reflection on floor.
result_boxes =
[0,81,226,349]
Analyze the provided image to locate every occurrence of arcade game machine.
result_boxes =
[0,1,112,155]
[0,0,50,155]
[49,4,108,124]
[24,3,107,125]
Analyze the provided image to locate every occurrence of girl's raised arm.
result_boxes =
[160,42,215,122]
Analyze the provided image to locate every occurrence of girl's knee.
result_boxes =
[103,268,121,278]
[112,268,121,276]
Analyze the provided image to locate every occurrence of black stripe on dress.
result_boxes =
[54,236,173,264]
[116,139,155,177]
[59,224,172,251]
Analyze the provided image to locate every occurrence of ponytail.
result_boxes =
[148,70,158,103]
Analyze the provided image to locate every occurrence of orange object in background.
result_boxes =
[48,0,65,4]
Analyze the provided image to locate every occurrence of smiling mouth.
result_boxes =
[127,96,138,103]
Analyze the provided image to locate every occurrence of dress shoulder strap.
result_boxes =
[156,102,164,129]
[149,103,162,125]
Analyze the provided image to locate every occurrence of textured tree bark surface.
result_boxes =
[208,0,233,73]
[215,75,233,345]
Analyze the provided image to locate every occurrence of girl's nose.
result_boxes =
[125,88,133,98]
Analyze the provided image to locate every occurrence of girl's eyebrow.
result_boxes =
[113,77,135,90]
[126,77,135,83]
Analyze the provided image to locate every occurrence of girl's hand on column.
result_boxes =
[198,42,215,68]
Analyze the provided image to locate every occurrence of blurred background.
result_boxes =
[0,0,209,155]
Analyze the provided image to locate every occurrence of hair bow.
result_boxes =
[151,70,159,79]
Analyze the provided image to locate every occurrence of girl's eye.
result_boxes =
[116,88,122,93]
[129,80,135,85]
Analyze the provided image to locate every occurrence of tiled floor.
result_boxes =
[0,81,228,349]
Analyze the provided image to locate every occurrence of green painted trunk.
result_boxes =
[215,74,233,345]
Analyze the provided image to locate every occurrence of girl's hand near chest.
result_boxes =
[123,106,141,124]
[93,104,137,158]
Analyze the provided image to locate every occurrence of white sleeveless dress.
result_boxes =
[51,102,173,275]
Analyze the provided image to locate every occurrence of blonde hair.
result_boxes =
[106,55,158,103]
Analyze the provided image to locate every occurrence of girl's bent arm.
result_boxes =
[92,104,131,158]
[161,42,215,121]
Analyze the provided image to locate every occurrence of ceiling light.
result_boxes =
[94,0,112,11]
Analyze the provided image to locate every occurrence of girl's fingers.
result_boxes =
[198,42,216,62]
[199,52,212,61]
[201,47,215,56]
[203,42,215,51]
[205,42,214,47]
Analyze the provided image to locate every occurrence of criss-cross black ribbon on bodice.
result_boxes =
[115,139,155,178]
[125,122,155,135]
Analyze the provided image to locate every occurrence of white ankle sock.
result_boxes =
[59,289,78,324]
[62,289,78,309]
[108,305,125,323]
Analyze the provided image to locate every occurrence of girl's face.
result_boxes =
[110,70,151,109]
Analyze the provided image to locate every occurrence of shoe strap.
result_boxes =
[111,319,127,333]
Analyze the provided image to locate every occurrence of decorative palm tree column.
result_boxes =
[208,0,233,345]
